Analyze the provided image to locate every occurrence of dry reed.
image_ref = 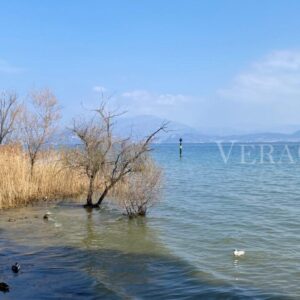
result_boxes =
[0,145,87,209]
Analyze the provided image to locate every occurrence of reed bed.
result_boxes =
[0,145,87,209]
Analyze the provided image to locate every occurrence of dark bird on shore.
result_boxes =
[0,282,9,292]
[43,211,51,220]
[11,262,20,273]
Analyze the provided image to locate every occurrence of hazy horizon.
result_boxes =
[116,114,300,136]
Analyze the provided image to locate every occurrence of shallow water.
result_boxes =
[0,143,299,299]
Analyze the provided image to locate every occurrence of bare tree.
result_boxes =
[67,102,167,208]
[66,115,112,207]
[95,125,166,207]
[115,157,162,217]
[21,89,61,176]
[0,91,21,144]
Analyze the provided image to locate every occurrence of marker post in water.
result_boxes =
[179,138,183,158]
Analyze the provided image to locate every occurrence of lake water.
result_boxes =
[0,143,299,299]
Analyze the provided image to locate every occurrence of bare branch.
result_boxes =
[21,88,61,176]
[0,91,22,144]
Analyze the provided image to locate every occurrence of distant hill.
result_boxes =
[222,131,300,142]
[115,115,300,143]
[55,115,300,144]
[114,115,212,143]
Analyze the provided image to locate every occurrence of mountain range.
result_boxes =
[114,115,300,143]
[59,115,300,144]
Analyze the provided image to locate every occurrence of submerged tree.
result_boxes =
[66,102,166,213]
[66,107,114,207]
[21,89,61,176]
[0,91,22,144]
[115,157,162,217]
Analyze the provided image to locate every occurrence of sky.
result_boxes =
[1,0,300,134]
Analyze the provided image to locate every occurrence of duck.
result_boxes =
[11,262,21,273]
[0,282,9,293]
[233,249,245,257]
[43,211,51,220]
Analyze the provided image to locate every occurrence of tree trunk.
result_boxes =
[85,176,95,207]
[30,160,35,178]
[96,186,109,206]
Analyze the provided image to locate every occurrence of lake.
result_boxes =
[0,143,299,299]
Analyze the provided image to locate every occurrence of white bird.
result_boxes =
[233,249,245,257]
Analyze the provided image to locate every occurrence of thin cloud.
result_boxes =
[93,86,107,93]
[121,90,189,107]
[212,50,300,130]
[218,50,300,103]
[117,89,193,122]
[0,59,23,74]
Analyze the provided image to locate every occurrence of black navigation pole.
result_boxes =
[179,138,183,158]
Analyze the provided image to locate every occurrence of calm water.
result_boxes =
[0,143,299,299]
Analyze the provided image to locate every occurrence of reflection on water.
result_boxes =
[0,201,293,299]
[1,144,300,299]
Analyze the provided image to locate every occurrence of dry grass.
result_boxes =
[0,145,87,209]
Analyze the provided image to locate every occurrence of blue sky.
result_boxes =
[1,1,300,133]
